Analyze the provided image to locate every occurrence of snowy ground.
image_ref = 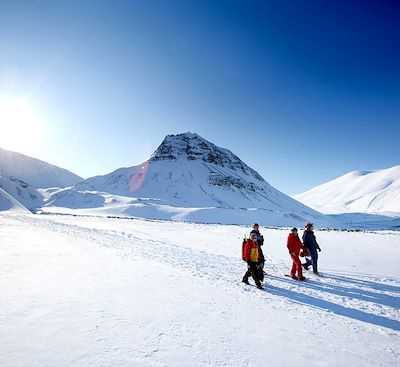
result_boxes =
[1,213,399,366]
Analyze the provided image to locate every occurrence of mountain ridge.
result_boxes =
[0,147,83,188]
[293,165,400,214]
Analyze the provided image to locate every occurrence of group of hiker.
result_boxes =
[242,222,322,289]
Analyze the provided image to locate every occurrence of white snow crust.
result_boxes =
[0,213,399,366]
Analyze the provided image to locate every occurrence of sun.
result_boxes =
[0,97,45,156]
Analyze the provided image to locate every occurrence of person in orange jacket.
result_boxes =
[242,232,263,289]
[287,227,306,281]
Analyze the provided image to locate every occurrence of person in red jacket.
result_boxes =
[242,233,263,289]
[287,227,306,281]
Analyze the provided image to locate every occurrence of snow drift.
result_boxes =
[0,187,30,213]
[0,176,43,212]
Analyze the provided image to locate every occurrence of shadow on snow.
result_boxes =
[323,273,400,294]
[267,274,400,331]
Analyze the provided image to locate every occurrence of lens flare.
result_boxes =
[128,161,149,192]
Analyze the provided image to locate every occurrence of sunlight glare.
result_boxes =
[0,97,45,156]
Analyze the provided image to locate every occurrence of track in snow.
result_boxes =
[12,214,400,334]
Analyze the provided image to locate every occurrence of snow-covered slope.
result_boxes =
[0,147,83,188]
[0,176,43,211]
[47,133,329,226]
[1,213,399,366]
[0,187,30,213]
[293,165,400,215]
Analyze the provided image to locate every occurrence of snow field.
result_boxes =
[0,214,399,366]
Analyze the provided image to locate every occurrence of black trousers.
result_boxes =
[243,262,262,286]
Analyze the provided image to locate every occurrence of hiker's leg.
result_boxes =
[293,255,303,278]
[249,263,262,287]
[290,255,297,277]
[311,250,318,273]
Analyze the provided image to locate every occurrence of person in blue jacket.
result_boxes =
[302,223,321,275]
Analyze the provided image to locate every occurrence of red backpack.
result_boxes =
[241,237,247,261]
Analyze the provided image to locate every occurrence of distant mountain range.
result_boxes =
[1,136,399,229]
[293,166,400,215]
[0,147,82,188]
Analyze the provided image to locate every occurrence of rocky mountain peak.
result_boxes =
[150,132,263,180]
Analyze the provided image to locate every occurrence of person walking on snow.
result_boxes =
[287,227,306,281]
[249,223,265,281]
[302,223,322,275]
[242,233,263,289]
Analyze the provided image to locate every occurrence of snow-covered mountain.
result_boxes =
[0,187,30,213]
[0,147,82,188]
[293,165,400,215]
[47,132,329,226]
[0,176,43,212]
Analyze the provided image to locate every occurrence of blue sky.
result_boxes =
[0,0,399,194]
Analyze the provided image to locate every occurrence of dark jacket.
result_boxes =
[302,230,321,253]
